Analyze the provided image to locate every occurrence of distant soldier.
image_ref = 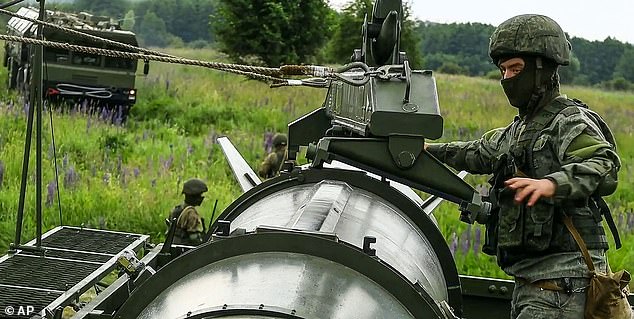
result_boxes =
[258,133,288,179]
[169,178,208,246]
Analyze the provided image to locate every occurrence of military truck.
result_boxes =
[3,7,139,108]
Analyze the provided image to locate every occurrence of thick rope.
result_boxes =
[0,34,288,80]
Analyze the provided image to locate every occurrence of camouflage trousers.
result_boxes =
[511,277,589,319]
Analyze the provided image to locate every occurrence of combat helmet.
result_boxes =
[182,178,208,195]
[489,14,571,66]
[272,133,288,147]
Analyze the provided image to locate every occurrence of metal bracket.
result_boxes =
[387,135,423,169]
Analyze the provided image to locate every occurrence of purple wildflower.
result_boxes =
[263,132,274,154]
[64,166,79,188]
[100,107,110,122]
[120,168,127,186]
[187,143,194,155]
[103,173,110,184]
[618,213,624,228]
[63,153,69,169]
[473,227,481,256]
[133,167,140,178]
[46,181,56,207]
[163,155,174,171]
[461,225,471,255]
[114,106,124,126]
[449,231,458,257]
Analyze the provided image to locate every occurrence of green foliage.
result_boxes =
[613,48,634,83]
[484,69,501,80]
[121,9,136,31]
[571,37,630,85]
[73,0,129,17]
[323,0,368,63]
[600,76,633,92]
[212,0,332,66]
[324,0,422,68]
[133,0,216,43]
[417,22,497,76]
[137,11,170,47]
[558,54,581,84]
[437,61,468,75]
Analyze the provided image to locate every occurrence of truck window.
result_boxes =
[71,53,102,67]
[44,48,70,63]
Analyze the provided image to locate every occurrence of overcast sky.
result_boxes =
[329,0,634,45]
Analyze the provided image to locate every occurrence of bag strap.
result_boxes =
[593,196,622,249]
[562,215,595,272]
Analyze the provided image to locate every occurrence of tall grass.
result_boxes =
[1,48,633,279]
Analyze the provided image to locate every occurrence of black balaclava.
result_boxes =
[500,56,560,118]
[185,194,204,206]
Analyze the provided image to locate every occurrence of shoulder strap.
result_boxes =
[594,196,622,249]
[276,149,287,174]
[562,215,595,273]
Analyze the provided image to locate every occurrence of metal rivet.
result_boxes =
[488,285,497,293]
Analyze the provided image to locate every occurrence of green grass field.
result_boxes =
[1,47,633,280]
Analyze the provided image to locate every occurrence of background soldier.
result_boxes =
[169,178,208,245]
[258,133,288,179]
[426,14,621,318]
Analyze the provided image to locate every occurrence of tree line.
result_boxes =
[33,0,634,91]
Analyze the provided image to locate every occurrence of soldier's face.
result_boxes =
[499,57,525,79]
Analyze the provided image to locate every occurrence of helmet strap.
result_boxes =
[525,57,545,119]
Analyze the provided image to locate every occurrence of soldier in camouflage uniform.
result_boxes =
[258,133,288,179]
[169,178,208,246]
[426,15,621,318]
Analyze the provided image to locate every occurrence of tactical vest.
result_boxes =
[263,150,286,178]
[170,205,203,245]
[493,97,617,267]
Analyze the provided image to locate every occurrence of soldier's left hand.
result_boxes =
[504,178,556,206]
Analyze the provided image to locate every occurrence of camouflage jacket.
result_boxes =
[427,96,619,280]
[258,149,286,179]
[169,204,204,245]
